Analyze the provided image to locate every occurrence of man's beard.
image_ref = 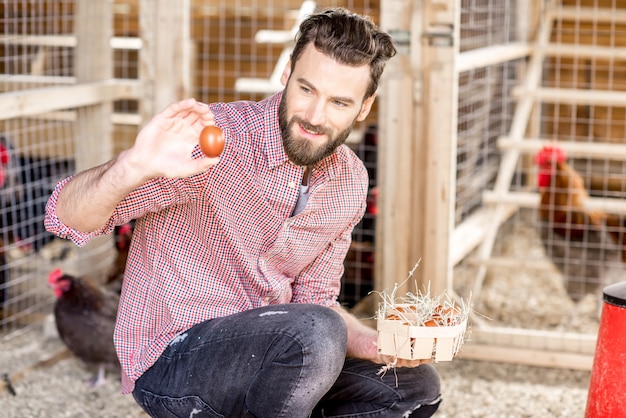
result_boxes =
[278,95,355,167]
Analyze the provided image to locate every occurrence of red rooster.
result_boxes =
[48,268,120,387]
[534,145,625,303]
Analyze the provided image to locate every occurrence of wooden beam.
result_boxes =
[376,0,419,294]
[21,110,141,125]
[0,34,141,50]
[482,190,626,215]
[139,0,185,120]
[449,205,517,266]
[457,42,531,73]
[0,34,76,47]
[465,256,556,270]
[550,6,626,24]
[0,75,75,85]
[419,0,460,296]
[460,325,597,370]
[459,344,593,371]
[0,80,142,121]
[513,87,626,106]
[470,325,597,354]
[541,44,626,60]
[498,138,626,160]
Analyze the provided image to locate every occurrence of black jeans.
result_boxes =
[132,304,442,417]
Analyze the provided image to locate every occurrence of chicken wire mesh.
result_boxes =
[1,1,79,339]
[0,0,381,340]
[453,0,626,343]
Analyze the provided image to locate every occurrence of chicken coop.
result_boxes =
[1,0,625,373]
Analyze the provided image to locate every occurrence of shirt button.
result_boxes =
[288,181,296,189]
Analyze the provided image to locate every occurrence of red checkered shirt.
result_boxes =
[44,92,369,394]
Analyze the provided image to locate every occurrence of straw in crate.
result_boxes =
[375,277,470,363]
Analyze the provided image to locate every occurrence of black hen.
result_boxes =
[48,268,120,387]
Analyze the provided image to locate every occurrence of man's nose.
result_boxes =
[305,100,327,126]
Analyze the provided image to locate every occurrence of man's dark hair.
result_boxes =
[291,8,397,99]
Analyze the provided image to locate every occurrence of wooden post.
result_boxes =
[139,0,186,123]
[74,0,113,169]
[418,0,460,295]
[377,0,419,294]
[73,0,116,278]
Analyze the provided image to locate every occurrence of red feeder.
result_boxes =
[585,282,626,418]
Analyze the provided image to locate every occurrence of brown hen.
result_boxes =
[534,145,625,303]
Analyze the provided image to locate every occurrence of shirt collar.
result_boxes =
[263,92,289,170]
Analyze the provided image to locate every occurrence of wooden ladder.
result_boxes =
[471,3,626,306]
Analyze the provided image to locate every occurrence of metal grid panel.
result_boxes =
[455,61,518,224]
[1,0,383,338]
[454,0,519,224]
[0,1,79,338]
[0,1,135,339]
[453,0,626,348]
[459,0,518,52]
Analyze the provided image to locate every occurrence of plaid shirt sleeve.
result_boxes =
[44,176,117,247]
[44,156,210,247]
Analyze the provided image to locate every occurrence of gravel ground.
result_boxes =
[0,215,597,417]
[0,323,592,418]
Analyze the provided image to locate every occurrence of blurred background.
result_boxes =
[1,0,625,382]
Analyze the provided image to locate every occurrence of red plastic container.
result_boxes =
[585,282,626,418]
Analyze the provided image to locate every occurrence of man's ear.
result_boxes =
[280,58,292,85]
[356,94,376,122]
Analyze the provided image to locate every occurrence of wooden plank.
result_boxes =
[0,75,75,85]
[551,6,626,24]
[234,48,291,94]
[459,344,594,371]
[456,42,531,73]
[465,256,556,270]
[139,0,185,121]
[254,0,316,44]
[541,43,626,60]
[513,87,626,106]
[470,325,597,354]
[181,0,193,100]
[0,35,76,47]
[0,34,141,50]
[0,80,142,121]
[449,205,517,266]
[75,0,114,169]
[18,110,141,126]
[497,137,626,160]
[482,190,626,215]
[376,0,418,294]
[110,36,142,50]
[419,0,460,296]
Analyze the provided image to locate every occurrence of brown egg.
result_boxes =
[199,125,225,158]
